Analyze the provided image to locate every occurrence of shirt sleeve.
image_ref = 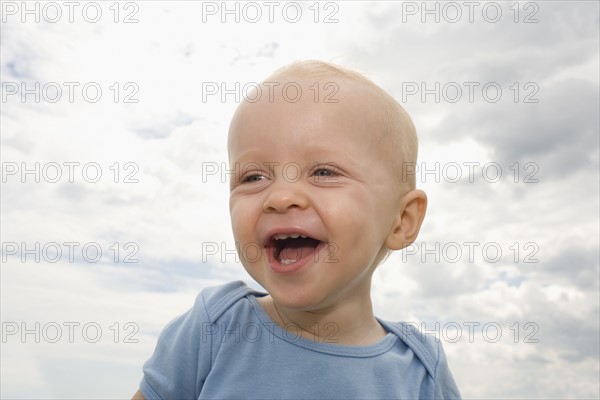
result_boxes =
[432,340,462,399]
[140,293,212,400]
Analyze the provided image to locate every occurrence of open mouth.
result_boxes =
[268,233,322,265]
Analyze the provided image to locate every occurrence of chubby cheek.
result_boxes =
[323,190,371,229]
[229,199,268,273]
[229,198,256,244]
[324,194,384,258]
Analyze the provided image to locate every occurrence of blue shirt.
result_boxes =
[140,281,461,399]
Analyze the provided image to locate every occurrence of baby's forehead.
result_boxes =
[247,74,363,101]
[234,80,381,131]
[229,76,398,155]
[239,76,384,123]
[229,96,395,178]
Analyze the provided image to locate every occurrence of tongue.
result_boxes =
[278,238,319,262]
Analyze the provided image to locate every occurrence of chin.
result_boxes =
[267,282,331,311]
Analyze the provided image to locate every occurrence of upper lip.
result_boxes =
[262,227,325,246]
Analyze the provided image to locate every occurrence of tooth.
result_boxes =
[273,233,308,240]
[280,258,298,264]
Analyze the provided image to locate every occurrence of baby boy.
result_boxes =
[133,60,461,399]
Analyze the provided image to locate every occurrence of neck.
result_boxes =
[260,284,386,346]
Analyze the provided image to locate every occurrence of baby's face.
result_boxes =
[228,79,402,310]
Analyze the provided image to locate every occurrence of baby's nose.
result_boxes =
[262,181,309,213]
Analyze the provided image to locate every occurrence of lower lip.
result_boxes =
[268,242,325,274]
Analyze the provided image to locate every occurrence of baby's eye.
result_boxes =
[311,166,340,183]
[242,174,265,183]
[314,168,333,177]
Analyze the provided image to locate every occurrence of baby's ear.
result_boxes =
[385,189,427,250]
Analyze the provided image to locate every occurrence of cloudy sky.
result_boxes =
[1,1,598,398]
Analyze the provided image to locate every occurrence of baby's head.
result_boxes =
[227,60,426,310]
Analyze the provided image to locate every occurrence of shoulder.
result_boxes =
[383,321,441,376]
[196,280,265,322]
[139,280,265,400]
[145,280,261,353]
[381,321,462,399]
